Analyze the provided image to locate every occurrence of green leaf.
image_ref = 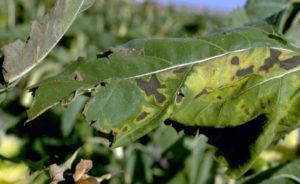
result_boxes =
[61,95,87,137]
[245,0,290,21]
[0,0,96,89]
[27,23,300,178]
[239,159,300,184]
[229,0,293,30]
[185,135,215,184]
[284,4,300,46]
[229,8,251,27]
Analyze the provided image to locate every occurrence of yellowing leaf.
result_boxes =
[27,22,300,178]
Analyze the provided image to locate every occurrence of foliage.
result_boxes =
[0,0,300,183]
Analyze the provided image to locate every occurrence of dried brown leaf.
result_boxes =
[49,164,67,184]
[0,0,95,88]
[73,159,93,182]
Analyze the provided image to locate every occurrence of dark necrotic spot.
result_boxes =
[195,88,208,99]
[217,95,222,100]
[136,111,150,121]
[243,108,251,116]
[121,126,129,132]
[259,48,281,71]
[69,72,83,81]
[173,67,187,74]
[231,56,240,65]
[236,65,254,77]
[136,74,167,103]
[279,55,300,70]
[100,81,108,87]
[97,50,113,58]
[176,92,184,103]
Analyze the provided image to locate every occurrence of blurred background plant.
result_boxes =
[0,0,299,183]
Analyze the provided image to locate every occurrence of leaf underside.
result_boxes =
[27,23,300,178]
[0,0,96,90]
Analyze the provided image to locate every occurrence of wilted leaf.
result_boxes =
[0,0,96,89]
[73,159,93,182]
[49,164,66,184]
[49,148,80,184]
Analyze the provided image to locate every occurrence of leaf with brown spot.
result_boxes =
[27,21,300,179]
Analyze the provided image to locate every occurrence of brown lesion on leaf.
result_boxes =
[236,65,254,77]
[69,71,83,81]
[136,111,150,122]
[279,55,300,70]
[100,81,109,87]
[239,103,252,116]
[173,67,187,74]
[231,56,240,65]
[259,48,281,72]
[258,48,300,71]
[176,92,184,103]
[195,88,208,99]
[119,124,130,133]
[136,74,167,103]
